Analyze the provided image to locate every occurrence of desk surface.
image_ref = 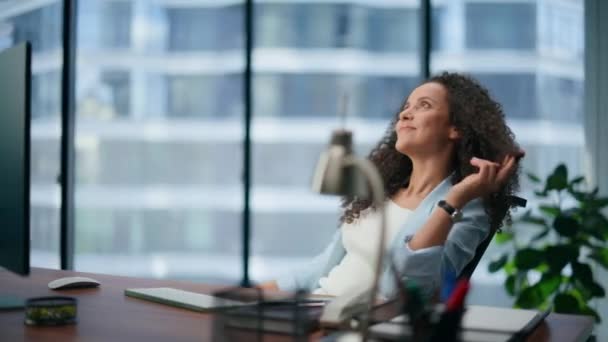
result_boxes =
[0,268,595,341]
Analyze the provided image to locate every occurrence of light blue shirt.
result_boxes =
[276,175,491,298]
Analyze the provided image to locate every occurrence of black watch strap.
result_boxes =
[437,200,463,222]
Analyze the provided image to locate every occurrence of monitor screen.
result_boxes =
[0,42,31,276]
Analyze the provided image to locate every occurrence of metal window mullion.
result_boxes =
[241,0,253,287]
[59,0,77,270]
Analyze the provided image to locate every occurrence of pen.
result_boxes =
[446,278,470,312]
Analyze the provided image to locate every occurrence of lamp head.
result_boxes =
[312,130,369,198]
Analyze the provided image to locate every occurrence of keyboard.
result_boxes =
[125,287,246,313]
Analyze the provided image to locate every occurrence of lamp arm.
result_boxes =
[346,156,386,340]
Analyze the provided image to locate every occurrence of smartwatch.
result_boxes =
[437,200,463,223]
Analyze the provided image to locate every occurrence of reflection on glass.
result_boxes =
[251,1,421,283]
[74,1,244,283]
[0,0,63,268]
[431,0,584,305]
[432,0,584,183]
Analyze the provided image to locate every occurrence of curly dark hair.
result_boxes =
[340,72,521,232]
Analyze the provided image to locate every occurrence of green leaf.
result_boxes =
[588,282,605,298]
[546,245,578,273]
[526,172,541,183]
[589,247,608,270]
[570,262,605,299]
[537,273,562,298]
[539,205,561,218]
[531,229,550,242]
[545,164,568,192]
[571,262,593,283]
[553,293,580,314]
[516,285,545,309]
[597,197,608,206]
[581,213,607,241]
[488,254,509,273]
[580,304,602,323]
[588,197,608,210]
[569,288,587,303]
[515,249,544,270]
[503,260,516,274]
[494,232,514,244]
[553,214,579,237]
[572,279,594,301]
[569,176,585,186]
[519,210,548,228]
[505,274,516,296]
[570,190,589,202]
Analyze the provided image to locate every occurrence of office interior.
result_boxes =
[1,0,607,339]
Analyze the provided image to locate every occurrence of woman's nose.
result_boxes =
[399,110,412,121]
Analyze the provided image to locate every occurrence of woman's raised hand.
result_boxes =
[447,150,525,208]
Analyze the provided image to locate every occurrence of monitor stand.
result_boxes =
[0,295,25,310]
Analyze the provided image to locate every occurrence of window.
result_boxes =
[9,3,62,53]
[32,71,61,118]
[255,3,420,52]
[537,75,583,122]
[367,7,418,52]
[100,1,131,49]
[167,6,242,51]
[101,71,130,118]
[466,3,536,50]
[167,74,242,119]
[251,1,420,283]
[432,0,585,308]
[472,73,537,119]
[74,2,245,282]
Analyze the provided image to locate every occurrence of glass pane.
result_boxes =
[431,0,585,304]
[0,0,63,268]
[74,0,244,283]
[251,1,421,283]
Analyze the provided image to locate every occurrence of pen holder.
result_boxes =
[212,288,326,342]
[428,306,465,342]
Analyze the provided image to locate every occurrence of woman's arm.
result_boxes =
[408,154,518,250]
[257,281,279,291]
[379,154,520,298]
[272,229,345,292]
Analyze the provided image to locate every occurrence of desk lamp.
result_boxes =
[311,129,386,340]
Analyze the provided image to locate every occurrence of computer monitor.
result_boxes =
[0,42,32,277]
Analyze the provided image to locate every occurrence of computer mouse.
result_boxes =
[48,276,101,290]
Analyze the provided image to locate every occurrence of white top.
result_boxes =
[314,200,413,296]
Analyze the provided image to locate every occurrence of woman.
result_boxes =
[264,72,523,299]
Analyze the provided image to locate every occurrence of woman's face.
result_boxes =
[394,82,460,156]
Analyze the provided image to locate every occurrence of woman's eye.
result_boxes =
[421,102,431,109]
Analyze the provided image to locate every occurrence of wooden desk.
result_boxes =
[0,268,594,341]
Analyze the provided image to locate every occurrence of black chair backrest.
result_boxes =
[458,195,527,279]
[458,230,495,279]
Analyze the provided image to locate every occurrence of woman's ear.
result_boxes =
[448,126,461,140]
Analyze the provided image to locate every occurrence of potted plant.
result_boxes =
[488,164,608,322]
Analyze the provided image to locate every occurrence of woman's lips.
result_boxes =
[398,125,416,131]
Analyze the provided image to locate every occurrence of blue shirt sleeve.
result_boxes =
[276,229,343,292]
[381,198,490,298]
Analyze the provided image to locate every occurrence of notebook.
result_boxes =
[124,287,332,314]
[222,301,327,334]
[369,305,551,342]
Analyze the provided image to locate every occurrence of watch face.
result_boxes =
[452,211,463,222]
